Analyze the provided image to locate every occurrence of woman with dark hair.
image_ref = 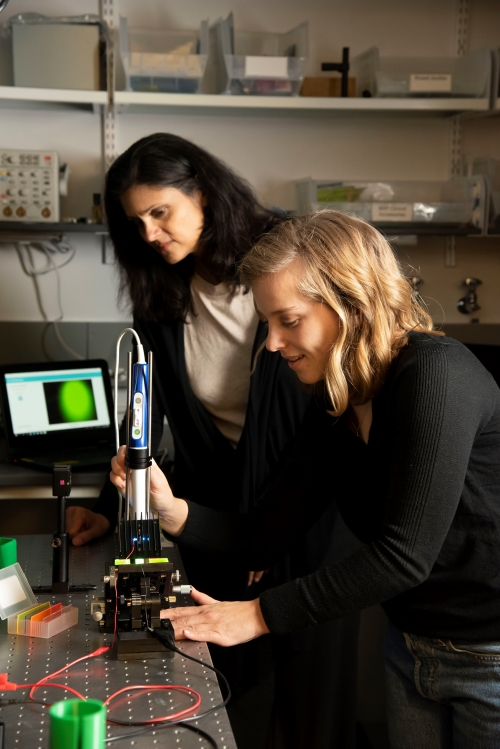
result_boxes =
[67,134,360,749]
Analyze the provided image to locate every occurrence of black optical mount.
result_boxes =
[457,277,482,315]
[321,47,350,97]
[31,465,96,594]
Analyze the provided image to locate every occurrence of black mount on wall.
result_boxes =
[457,277,482,315]
[321,47,350,97]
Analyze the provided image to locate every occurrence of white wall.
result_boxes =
[0,0,499,325]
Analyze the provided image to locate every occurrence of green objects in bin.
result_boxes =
[0,538,16,569]
[49,699,106,749]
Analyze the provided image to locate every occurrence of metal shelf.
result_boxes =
[0,86,107,112]
[114,91,490,115]
[377,223,482,237]
[0,221,108,234]
[0,85,491,117]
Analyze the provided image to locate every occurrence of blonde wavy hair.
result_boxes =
[241,210,439,417]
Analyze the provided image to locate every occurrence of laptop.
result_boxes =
[0,359,116,471]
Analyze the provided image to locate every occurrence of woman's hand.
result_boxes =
[247,570,268,586]
[162,587,270,646]
[66,507,110,546]
[110,446,189,536]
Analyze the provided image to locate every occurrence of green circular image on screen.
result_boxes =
[58,380,96,422]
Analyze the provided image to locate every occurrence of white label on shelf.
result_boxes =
[372,203,413,222]
[244,56,288,79]
[409,74,452,93]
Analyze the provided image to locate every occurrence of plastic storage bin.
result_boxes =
[7,603,78,638]
[207,13,308,96]
[352,47,492,98]
[119,16,208,93]
[296,177,488,234]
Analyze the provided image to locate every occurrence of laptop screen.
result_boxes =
[0,360,115,460]
[5,367,111,437]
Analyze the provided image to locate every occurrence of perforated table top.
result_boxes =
[0,535,237,749]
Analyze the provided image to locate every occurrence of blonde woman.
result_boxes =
[111,211,500,749]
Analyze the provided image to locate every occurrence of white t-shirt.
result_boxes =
[184,274,259,449]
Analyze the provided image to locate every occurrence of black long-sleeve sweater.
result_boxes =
[92,317,341,599]
[174,333,500,640]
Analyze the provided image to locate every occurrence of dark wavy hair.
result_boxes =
[104,133,283,322]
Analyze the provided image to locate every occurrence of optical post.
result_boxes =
[32,465,96,594]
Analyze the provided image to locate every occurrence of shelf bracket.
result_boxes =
[100,0,117,172]
[445,236,457,267]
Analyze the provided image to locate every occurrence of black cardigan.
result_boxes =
[175,333,500,641]
[93,317,337,596]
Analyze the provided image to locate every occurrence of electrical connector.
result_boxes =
[151,619,176,651]
[0,675,17,691]
[91,646,110,658]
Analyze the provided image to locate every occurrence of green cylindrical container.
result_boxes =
[0,538,16,569]
[49,699,106,749]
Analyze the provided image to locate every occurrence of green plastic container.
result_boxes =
[49,699,106,749]
[0,538,16,569]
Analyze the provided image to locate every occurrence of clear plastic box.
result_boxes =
[8,603,78,638]
[296,177,488,233]
[0,563,37,620]
[352,47,492,99]
[207,13,308,96]
[119,16,208,94]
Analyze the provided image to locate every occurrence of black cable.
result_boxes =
[105,719,218,747]
[0,699,49,708]
[103,622,231,746]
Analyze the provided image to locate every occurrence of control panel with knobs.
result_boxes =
[0,149,60,222]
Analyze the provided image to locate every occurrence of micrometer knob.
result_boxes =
[172,585,192,595]
[92,606,103,621]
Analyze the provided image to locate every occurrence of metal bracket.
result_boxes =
[455,0,470,57]
[444,1,470,267]
[99,0,116,265]
[445,236,457,267]
[100,0,117,169]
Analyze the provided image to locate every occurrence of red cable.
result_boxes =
[28,646,109,701]
[12,542,202,726]
[104,684,201,723]
[5,682,85,700]
[125,542,135,560]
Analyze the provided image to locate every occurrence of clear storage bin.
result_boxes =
[352,47,492,98]
[8,603,78,638]
[207,13,308,96]
[119,17,208,94]
[296,177,488,234]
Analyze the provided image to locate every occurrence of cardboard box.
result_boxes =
[300,76,356,97]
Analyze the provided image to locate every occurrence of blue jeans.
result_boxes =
[384,621,500,749]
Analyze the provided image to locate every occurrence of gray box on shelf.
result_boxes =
[12,23,101,91]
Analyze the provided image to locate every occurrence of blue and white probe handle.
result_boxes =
[125,346,152,520]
